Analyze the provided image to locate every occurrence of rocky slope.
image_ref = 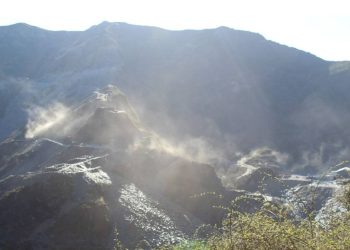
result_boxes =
[1,85,346,249]
[0,85,244,249]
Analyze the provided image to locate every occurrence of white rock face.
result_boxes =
[48,156,112,186]
[119,183,185,246]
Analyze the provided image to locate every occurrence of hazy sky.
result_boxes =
[1,0,349,61]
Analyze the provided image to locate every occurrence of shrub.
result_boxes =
[162,184,350,250]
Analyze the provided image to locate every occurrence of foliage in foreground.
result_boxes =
[161,185,350,250]
[163,212,350,250]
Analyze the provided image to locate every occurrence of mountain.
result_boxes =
[1,22,350,171]
[0,85,247,248]
[1,22,350,248]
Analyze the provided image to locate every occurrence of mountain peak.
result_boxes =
[1,22,47,32]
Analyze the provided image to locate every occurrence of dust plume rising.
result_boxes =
[133,135,225,165]
[25,103,69,139]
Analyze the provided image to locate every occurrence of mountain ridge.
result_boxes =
[0,21,349,169]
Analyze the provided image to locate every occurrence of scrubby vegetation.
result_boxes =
[170,211,350,249]
[159,184,350,250]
